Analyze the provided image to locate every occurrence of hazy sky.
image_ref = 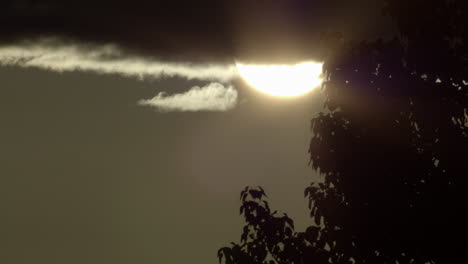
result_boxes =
[0,1,394,263]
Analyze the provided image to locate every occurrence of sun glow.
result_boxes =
[236,61,323,97]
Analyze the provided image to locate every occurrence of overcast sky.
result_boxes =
[0,1,394,264]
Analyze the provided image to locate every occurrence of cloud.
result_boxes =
[0,39,241,112]
[0,39,238,82]
[138,83,238,112]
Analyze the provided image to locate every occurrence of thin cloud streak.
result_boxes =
[0,40,238,82]
[138,83,238,112]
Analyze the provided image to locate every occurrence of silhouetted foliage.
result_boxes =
[219,1,467,263]
[218,187,331,264]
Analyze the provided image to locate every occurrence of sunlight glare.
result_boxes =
[236,61,323,96]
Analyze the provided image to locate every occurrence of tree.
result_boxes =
[307,38,466,264]
[218,186,332,264]
[219,1,467,263]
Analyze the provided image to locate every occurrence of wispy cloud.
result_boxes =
[138,83,238,112]
[0,39,240,112]
[0,40,238,82]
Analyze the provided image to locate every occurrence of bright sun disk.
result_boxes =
[236,61,323,97]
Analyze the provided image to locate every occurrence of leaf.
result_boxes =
[241,192,248,202]
[314,213,321,226]
[240,186,249,200]
[241,226,249,243]
[249,189,264,200]
[217,247,231,264]
[263,201,271,214]
[285,227,293,237]
[284,215,295,230]
[305,226,320,242]
[259,186,268,197]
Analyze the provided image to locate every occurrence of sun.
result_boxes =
[236,61,323,97]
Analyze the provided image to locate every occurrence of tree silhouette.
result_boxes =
[219,1,467,263]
